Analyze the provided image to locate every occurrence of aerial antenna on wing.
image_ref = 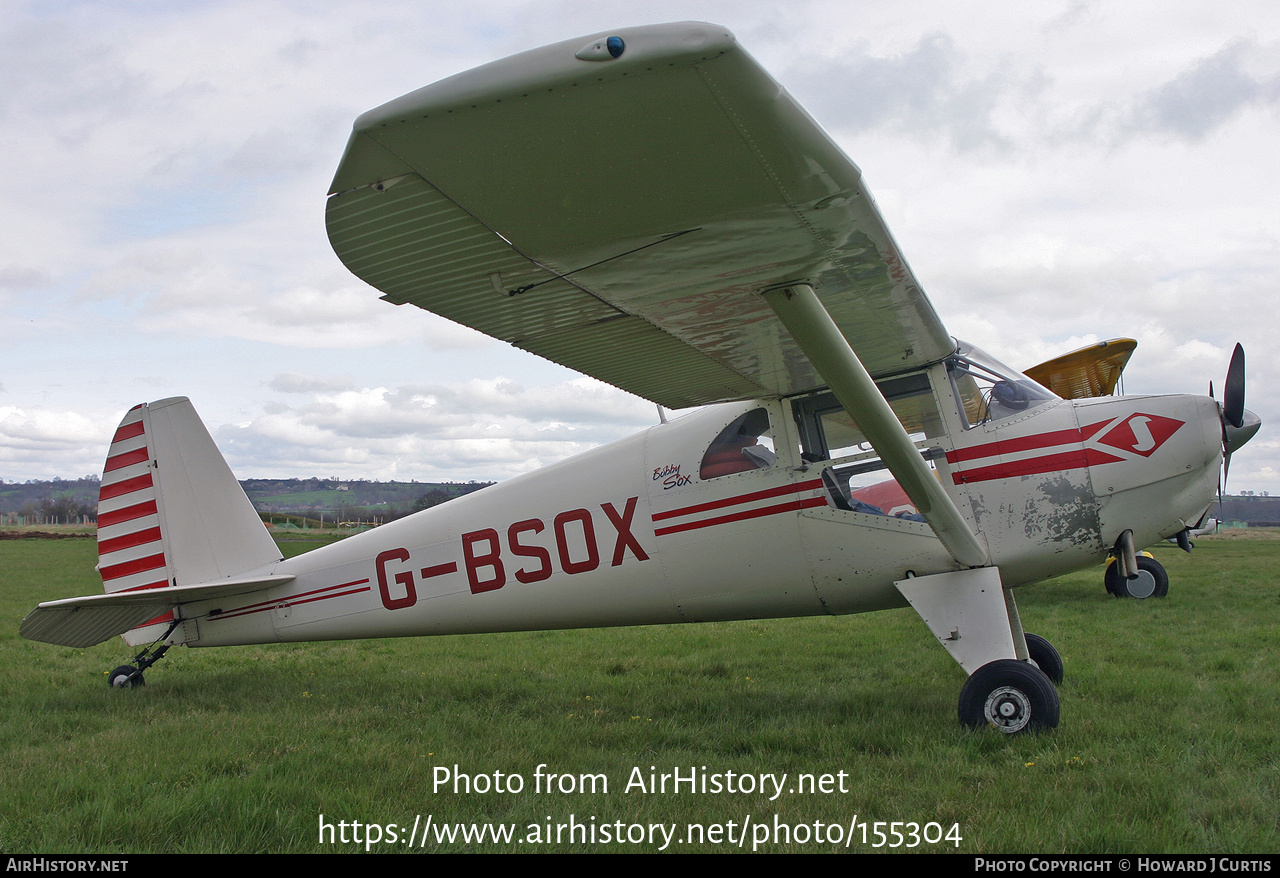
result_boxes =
[507,228,701,296]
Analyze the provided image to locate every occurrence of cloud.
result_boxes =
[215,373,656,480]
[782,33,1042,152]
[0,405,113,480]
[1128,39,1280,141]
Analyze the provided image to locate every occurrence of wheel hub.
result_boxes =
[984,686,1031,733]
[1129,570,1157,599]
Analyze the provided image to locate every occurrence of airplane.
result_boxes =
[19,22,1262,735]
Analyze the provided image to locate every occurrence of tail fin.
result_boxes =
[96,397,281,644]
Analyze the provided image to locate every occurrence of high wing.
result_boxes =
[1024,339,1137,400]
[326,22,954,409]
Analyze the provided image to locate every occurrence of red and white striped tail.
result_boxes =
[98,404,171,596]
[94,397,282,645]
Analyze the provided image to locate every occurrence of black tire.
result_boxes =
[1105,555,1168,599]
[1024,633,1064,685]
[108,665,144,688]
[1104,560,1122,596]
[958,659,1060,734]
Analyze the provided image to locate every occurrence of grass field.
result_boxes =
[1,532,1277,853]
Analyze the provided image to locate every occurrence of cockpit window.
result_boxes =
[700,408,776,479]
[947,343,1058,428]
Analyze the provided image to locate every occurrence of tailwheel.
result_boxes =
[106,619,178,689]
[1104,554,1168,599]
[958,659,1060,734]
[108,665,144,688]
[1024,633,1063,685]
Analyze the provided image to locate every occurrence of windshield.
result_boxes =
[947,342,1058,428]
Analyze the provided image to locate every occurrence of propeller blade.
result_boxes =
[1223,343,1246,429]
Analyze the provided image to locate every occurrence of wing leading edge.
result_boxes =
[326,21,954,408]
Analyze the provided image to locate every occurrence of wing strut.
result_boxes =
[762,284,989,568]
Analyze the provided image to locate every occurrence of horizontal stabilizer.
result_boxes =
[19,575,295,648]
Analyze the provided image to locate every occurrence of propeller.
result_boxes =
[1223,344,1246,431]
[1215,343,1261,498]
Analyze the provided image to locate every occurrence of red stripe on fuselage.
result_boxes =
[951,448,1124,485]
[654,496,827,536]
[205,579,372,622]
[945,427,1083,465]
[654,478,824,522]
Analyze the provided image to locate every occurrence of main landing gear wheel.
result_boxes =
[958,659,1060,734]
[1105,555,1168,599]
[108,665,145,688]
[1024,633,1064,685]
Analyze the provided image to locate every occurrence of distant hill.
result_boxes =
[241,478,494,521]
[1216,494,1280,527]
[0,477,495,525]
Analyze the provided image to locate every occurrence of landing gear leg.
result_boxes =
[106,619,180,689]
[896,567,1062,733]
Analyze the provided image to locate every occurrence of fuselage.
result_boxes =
[184,351,1222,648]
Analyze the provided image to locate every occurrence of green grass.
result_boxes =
[1,534,1277,853]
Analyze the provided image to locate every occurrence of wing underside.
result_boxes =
[326,22,953,408]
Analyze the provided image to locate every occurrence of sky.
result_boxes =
[2,0,1278,493]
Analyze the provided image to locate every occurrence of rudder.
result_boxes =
[96,397,281,645]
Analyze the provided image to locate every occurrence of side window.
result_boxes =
[791,373,942,521]
[700,408,776,479]
[791,373,941,463]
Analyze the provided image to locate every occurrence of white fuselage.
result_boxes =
[184,360,1222,649]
